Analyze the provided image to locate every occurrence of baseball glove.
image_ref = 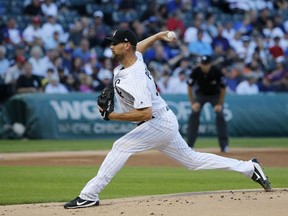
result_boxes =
[97,84,114,121]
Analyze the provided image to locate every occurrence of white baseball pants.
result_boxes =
[80,109,254,201]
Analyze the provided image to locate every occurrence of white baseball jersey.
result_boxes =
[79,52,255,202]
[113,52,166,123]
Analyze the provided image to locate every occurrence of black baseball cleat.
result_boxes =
[251,158,272,192]
[64,196,100,209]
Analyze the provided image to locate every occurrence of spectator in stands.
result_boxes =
[166,0,183,14]
[262,60,288,92]
[140,2,157,22]
[169,71,188,94]
[71,56,85,80]
[64,74,79,92]
[131,20,149,42]
[156,4,169,26]
[41,14,64,43]
[28,45,46,79]
[95,69,113,91]
[203,12,218,38]
[235,73,260,95]
[3,18,22,45]
[233,14,253,36]
[157,71,174,94]
[92,10,111,48]
[61,47,73,73]
[222,21,236,42]
[118,0,137,17]
[41,0,58,17]
[269,36,285,59]
[44,74,68,94]
[144,41,172,80]
[212,24,230,52]
[166,10,186,38]
[262,18,285,39]
[44,30,62,50]
[235,36,256,63]
[69,20,85,47]
[229,31,243,53]
[172,57,191,78]
[253,38,270,68]
[225,60,246,93]
[16,62,42,94]
[183,13,204,43]
[188,29,213,57]
[78,73,93,93]
[23,0,43,16]
[0,46,10,82]
[23,16,44,46]
[255,8,271,32]
[72,38,91,64]
[41,48,59,77]
[5,56,26,91]
[273,14,286,34]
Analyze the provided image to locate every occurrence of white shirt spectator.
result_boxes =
[28,57,48,77]
[222,27,236,42]
[41,0,58,17]
[236,80,259,95]
[23,25,43,44]
[41,16,64,42]
[8,28,22,45]
[184,27,212,44]
[169,76,188,94]
[45,75,68,94]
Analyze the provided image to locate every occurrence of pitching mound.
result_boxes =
[1,189,287,216]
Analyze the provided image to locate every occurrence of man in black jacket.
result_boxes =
[187,55,228,152]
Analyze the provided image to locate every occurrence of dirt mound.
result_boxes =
[1,189,287,216]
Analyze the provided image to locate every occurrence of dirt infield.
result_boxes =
[0,147,287,216]
[1,147,288,167]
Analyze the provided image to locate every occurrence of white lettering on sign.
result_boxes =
[49,100,100,120]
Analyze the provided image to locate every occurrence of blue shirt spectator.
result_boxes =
[188,30,213,56]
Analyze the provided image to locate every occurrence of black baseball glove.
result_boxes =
[97,84,114,121]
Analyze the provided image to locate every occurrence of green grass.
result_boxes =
[0,137,287,205]
[0,166,287,205]
[0,139,114,152]
[0,137,287,153]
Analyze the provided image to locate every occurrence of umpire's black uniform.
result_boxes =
[187,55,228,152]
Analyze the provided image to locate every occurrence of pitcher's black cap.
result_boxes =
[105,29,138,46]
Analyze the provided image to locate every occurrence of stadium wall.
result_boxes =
[1,93,288,139]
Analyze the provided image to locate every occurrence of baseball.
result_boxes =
[167,31,176,40]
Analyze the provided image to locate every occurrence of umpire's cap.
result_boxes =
[105,29,138,46]
[198,55,212,65]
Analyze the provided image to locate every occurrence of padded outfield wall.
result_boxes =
[1,93,288,139]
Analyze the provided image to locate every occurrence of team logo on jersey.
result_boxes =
[114,79,124,98]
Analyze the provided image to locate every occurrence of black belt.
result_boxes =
[137,116,155,126]
[137,106,169,126]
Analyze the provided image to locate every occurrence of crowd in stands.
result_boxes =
[0,0,288,104]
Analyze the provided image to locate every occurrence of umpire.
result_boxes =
[187,55,229,152]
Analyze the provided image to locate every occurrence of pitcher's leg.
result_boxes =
[80,147,132,201]
[157,132,254,177]
[187,110,201,148]
[215,111,229,151]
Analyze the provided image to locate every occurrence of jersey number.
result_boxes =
[145,68,159,96]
